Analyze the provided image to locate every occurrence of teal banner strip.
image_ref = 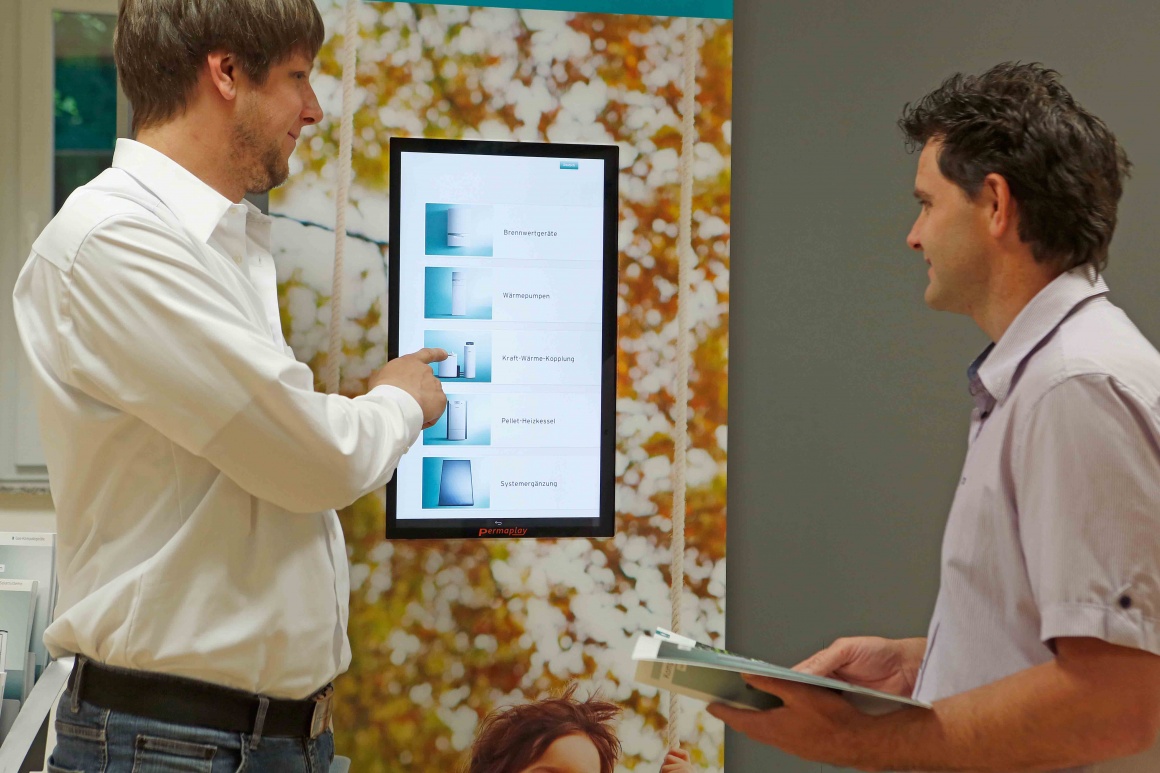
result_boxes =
[378,1,733,20]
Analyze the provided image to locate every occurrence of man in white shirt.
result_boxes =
[12,1,446,770]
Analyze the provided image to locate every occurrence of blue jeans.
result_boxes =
[48,690,335,773]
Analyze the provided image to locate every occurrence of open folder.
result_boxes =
[632,628,932,715]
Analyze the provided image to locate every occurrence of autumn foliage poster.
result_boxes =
[270,1,732,768]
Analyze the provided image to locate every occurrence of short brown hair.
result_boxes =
[114,0,325,132]
[466,685,622,773]
[899,62,1131,275]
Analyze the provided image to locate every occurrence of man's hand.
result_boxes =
[369,348,448,428]
[794,636,927,697]
[709,676,872,768]
[660,748,693,772]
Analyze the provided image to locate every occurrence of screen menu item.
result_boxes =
[387,138,617,540]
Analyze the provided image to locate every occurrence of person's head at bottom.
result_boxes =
[465,684,621,773]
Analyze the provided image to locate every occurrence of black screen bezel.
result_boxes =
[385,137,618,541]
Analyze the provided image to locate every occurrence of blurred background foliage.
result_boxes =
[271,3,731,769]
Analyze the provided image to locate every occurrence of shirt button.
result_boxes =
[234,255,243,264]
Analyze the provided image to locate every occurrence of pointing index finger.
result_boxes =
[409,347,449,364]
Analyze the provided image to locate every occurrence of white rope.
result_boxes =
[667,15,698,753]
[327,0,359,395]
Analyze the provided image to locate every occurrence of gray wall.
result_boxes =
[727,1,1160,770]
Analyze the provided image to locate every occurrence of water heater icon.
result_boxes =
[446,398,467,441]
[463,342,476,379]
[451,271,467,316]
[446,207,469,247]
[438,352,458,378]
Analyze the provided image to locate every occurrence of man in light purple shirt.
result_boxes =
[712,63,1160,771]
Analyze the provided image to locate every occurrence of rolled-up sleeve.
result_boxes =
[62,215,421,513]
[1015,373,1160,656]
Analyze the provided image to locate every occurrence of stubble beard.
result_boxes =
[925,261,982,316]
[231,105,291,196]
[924,272,947,311]
[924,269,962,314]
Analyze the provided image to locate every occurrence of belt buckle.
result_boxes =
[310,684,334,739]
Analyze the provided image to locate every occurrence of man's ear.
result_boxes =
[206,51,239,102]
[981,172,1017,240]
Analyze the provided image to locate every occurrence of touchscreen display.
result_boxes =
[386,138,617,540]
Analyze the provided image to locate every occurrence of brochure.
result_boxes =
[0,533,56,678]
[632,628,932,715]
[0,579,38,702]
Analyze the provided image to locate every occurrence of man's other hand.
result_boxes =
[370,348,449,428]
[708,676,871,768]
[793,636,928,698]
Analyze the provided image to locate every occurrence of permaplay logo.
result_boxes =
[478,528,529,538]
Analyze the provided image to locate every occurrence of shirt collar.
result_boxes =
[111,138,236,244]
[972,265,1109,404]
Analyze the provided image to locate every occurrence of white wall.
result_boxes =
[0,494,56,532]
[0,0,56,528]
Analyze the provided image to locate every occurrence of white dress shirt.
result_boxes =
[12,139,421,699]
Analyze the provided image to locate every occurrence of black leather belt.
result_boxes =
[68,657,334,739]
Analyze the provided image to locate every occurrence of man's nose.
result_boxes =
[906,221,922,251]
[302,85,323,125]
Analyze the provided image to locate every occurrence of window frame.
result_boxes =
[1,0,122,487]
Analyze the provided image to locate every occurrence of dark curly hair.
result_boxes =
[899,62,1131,274]
[464,684,622,773]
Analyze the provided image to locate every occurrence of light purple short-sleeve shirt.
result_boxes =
[912,267,1160,772]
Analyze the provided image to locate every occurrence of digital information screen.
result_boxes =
[386,138,618,540]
